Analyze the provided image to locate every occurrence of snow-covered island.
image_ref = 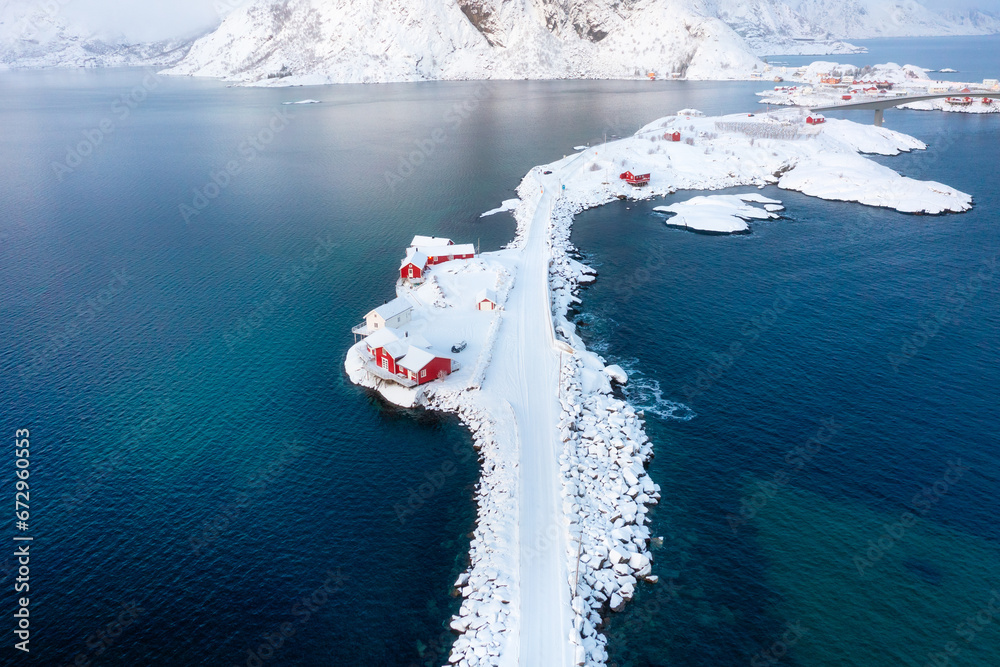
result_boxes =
[345,110,971,666]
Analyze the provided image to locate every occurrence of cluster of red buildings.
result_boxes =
[352,235,487,388]
[400,235,476,284]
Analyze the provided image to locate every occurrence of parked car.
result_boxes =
[451,341,468,353]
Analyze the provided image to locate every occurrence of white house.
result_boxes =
[476,288,498,311]
[365,297,413,332]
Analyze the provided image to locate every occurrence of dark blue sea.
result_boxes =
[0,38,997,667]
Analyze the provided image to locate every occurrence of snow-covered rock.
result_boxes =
[604,365,628,384]
[654,193,783,234]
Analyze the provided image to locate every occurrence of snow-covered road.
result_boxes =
[486,177,572,666]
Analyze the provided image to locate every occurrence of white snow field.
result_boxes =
[346,111,970,666]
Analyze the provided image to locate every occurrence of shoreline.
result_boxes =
[345,110,972,666]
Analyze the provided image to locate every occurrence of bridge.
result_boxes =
[810,92,988,126]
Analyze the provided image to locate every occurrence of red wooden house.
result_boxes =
[806,115,826,125]
[421,243,476,266]
[619,171,651,186]
[398,347,455,385]
[400,250,428,284]
[665,131,681,142]
[366,329,410,375]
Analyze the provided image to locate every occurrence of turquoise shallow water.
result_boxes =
[0,41,998,665]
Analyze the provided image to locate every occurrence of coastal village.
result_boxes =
[757,61,1000,114]
[347,235,509,403]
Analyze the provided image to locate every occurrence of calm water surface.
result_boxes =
[0,43,997,666]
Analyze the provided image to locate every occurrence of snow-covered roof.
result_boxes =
[370,297,412,321]
[397,346,443,373]
[399,248,427,268]
[365,328,399,350]
[404,332,431,349]
[477,288,497,303]
[419,243,476,258]
[383,339,409,359]
[401,249,428,269]
[411,235,452,247]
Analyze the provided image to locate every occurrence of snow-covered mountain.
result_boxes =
[4,0,998,79]
[164,0,766,85]
[0,0,192,68]
[694,0,865,54]
[782,0,1000,39]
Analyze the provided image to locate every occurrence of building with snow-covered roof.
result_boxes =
[397,346,455,385]
[410,235,453,248]
[400,250,429,284]
[362,328,453,386]
[477,288,498,311]
[414,243,476,265]
[364,297,413,333]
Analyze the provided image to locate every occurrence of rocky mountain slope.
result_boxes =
[163,0,766,84]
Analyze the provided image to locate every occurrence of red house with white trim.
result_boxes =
[477,288,498,311]
[366,329,409,374]
[363,329,454,386]
[397,346,455,385]
[619,171,650,186]
[400,250,428,284]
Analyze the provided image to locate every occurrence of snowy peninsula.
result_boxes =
[345,110,970,666]
[758,61,1000,115]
